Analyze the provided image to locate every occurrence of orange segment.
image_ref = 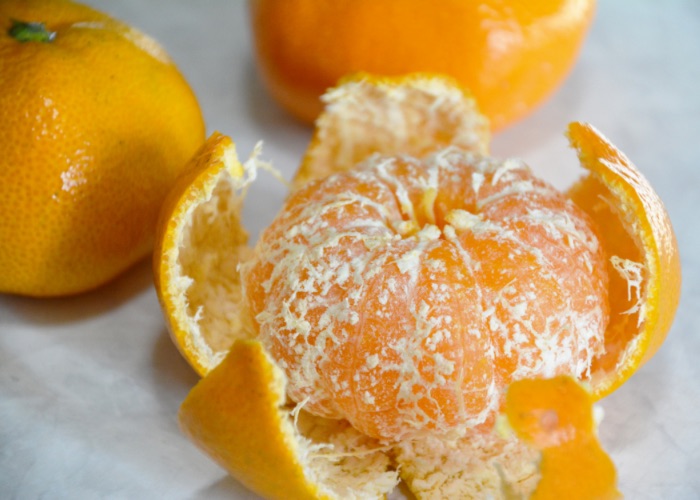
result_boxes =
[506,376,621,499]
[154,133,255,376]
[249,0,596,130]
[566,122,682,397]
[179,339,398,500]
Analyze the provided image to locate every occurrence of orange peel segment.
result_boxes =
[566,122,681,397]
[153,132,255,376]
[294,73,490,189]
[505,376,621,499]
[179,339,398,500]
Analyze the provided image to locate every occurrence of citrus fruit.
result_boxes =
[0,0,205,296]
[154,75,679,498]
[249,0,596,130]
[243,142,609,442]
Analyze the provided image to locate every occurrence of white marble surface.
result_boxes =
[1,1,699,498]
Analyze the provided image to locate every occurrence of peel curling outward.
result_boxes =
[566,122,681,398]
[154,75,680,499]
[179,340,398,500]
[154,132,255,376]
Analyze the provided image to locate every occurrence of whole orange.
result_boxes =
[0,0,205,297]
[249,0,596,130]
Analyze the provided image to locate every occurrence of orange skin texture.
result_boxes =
[0,0,205,296]
[243,149,609,441]
[249,0,596,130]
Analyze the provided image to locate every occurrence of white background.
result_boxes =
[1,1,699,498]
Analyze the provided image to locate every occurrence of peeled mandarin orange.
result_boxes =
[243,147,609,441]
[155,75,680,499]
[289,75,681,403]
[0,0,205,296]
[249,0,596,130]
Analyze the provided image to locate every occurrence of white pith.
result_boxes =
[261,346,399,499]
[169,146,256,372]
[297,75,490,186]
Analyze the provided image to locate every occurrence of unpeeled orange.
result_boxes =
[249,0,596,130]
[0,0,205,296]
[155,75,680,498]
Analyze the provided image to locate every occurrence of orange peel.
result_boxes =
[566,122,681,397]
[153,132,254,376]
[505,376,621,499]
[153,74,680,498]
[295,73,490,189]
[179,339,398,499]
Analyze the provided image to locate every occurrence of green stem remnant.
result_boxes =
[8,20,56,43]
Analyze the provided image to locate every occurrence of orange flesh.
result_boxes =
[243,147,609,441]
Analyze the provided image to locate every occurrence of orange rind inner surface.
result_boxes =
[154,132,255,376]
[566,122,681,397]
[155,76,680,499]
[179,339,398,500]
[294,73,490,189]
